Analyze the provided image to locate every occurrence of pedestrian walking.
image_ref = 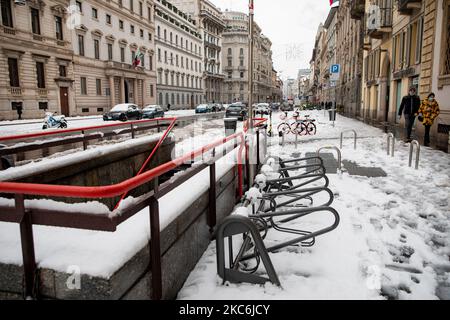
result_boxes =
[167,103,171,111]
[416,93,440,147]
[16,104,23,120]
[398,86,421,142]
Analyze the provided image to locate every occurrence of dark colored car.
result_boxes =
[142,105,165,119]
[195,104,211,114]
[103,103,143,121]
[225,103,247,121]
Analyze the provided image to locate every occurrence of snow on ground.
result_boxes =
[0,117,239,278]
[177,110,450,300]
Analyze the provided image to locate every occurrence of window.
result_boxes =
[228,58,232,67]
[8,58,19,87]
[96,79,102,95]
[97,108,104,112]
[130,0,134,12]
[164,29,167,40]
[139,2,143,16]
[415,17,423,65]
[76,1,82,13]
[80,77,87,95]
[158,48,161,62]
[148,33,152,41]
[92,8,98,19]
[106,14,111,25]
[31,8,40,34]
[240,72,244,78]
[82,108,89,113]
[11,102,22,111]
[94,39,100,59]
[1,0,13,27]
[228,48,232,55]
[55,16,63,40]
[150,84,154,97]
[228,71,232,79]
[108,43,113,60]
[442,0,450,75]
[130,25,135,34]
[240,48,244,56]
[119,20,124,30]
[59,65,67,77]
[38,102,48,110]
[149,54,153,70]
[140,29,144,38]
[170,32,173,43]
[164,51,167,63]
[36,61,45,88]
[120,47,125,62]
[157,26,160,37]
[148,6,152,22]
[78,34,85,56]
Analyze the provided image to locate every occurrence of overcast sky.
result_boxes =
[209,0,331,80]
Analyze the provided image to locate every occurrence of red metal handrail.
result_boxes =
[0,117,174,142]
[114,117,178,210]
[0,131,245,199]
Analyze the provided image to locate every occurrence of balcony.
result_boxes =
[397,0,422,15]
[350,0,366,20]
[9,87,22,96]
[2,26,16,35]
[37,88,48,97]
[366,7,393,39]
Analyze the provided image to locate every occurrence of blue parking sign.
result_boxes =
[331,64,340,74]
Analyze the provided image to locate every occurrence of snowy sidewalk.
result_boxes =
[178,111,450,300]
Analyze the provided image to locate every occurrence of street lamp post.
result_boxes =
[248,0,255,185]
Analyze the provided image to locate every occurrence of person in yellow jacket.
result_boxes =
[416,93,440,147]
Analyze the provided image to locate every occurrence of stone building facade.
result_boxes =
[0,0,75,120]
[221,10,275,104]
[72,0,157,115]
[168,0,226,104]
[154,0,203,109]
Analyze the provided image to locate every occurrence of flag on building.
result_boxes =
[329,0,339,6]
[132,50,144,68]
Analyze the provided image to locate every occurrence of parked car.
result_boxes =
[271,103,280,111]
[280,102,294,112]
[214,103,225,112]
[142,105,165,119]
[255,103,270,115]
[225,103,247,121]
[103,103,142,121]
[195,104,211,114]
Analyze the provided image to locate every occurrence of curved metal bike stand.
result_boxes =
[266,172,330,192]
[316,146,342,172]
[340,130,357,150]
[409,140,421,170]
[261,187,334,213]
[215,215,281,286]
[241,206,340,259]
[387,133,395,157]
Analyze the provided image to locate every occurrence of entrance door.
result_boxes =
[395,80,402,124]
[124,81,129,103]
[60,87,69,116]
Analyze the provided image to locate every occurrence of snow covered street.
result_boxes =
[178,110,450,300]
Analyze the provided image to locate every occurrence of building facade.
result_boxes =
[0,0,75,120]
[154,0,203,109]
[221,10,276,104]
[72,0,157,115]
[168,0,226,104]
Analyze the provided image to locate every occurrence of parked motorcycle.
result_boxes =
[42,112,68,130]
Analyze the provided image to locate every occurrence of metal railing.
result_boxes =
[387,133,395,157]
[409,140,420,170]
[316,146,342,172]
[0,118,268,300]
[340,130,358,149]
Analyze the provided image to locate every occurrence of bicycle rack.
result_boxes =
[387,133,395,157]
[340,130,357,150]
[409,140,420,170]
[215,215,281,286]
[316,146,342,172]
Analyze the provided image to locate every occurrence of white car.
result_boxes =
[255,103,270,115]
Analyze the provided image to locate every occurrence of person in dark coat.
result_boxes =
[398,86,421,142]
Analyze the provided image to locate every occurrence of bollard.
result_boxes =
[409,140,420,170]
[278,131,284,146]
[340,130,357,150]
[316,145,342,172]
[295,132,298,149]
[387,133,395,157]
